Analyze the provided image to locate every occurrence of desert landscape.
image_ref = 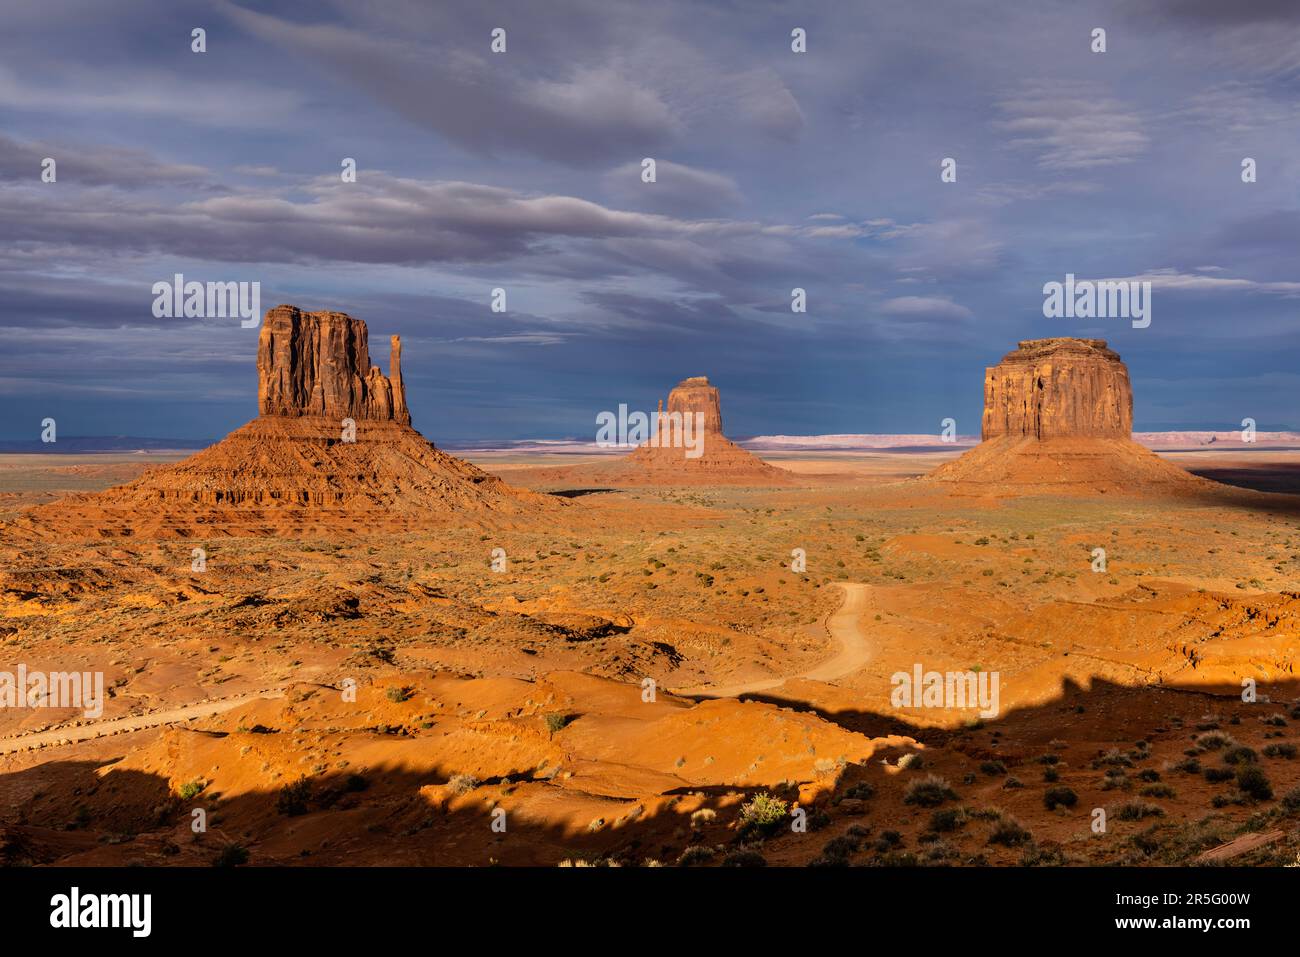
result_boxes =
[3,313,1299,871]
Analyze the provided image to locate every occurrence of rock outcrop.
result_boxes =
[257,305,410,425]
[929,338,1209,497]
[982,338,1131,440]
[662,376,724,437]
[18,306,554,538]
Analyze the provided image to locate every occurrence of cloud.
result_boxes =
[879,296,975,321]
[603,160,744,216]
[0,135,216,190]
[218,3,680,165]
[1097,268,1300,296]
[0,65,301,127]
[996,85,1149,170]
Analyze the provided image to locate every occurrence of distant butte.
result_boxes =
[982,338,1132,440]
[613,376,795,486]
[17,306,555,538]
[928,338,1211,496]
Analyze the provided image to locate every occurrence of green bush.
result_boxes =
[177,780,206,802]
[738,792,789,834]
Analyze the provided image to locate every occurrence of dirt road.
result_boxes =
[0,689,285,755]
[674,581,873,698]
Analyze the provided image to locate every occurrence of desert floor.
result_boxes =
[2,448,1300,866]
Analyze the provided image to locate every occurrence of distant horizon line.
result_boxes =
[4,428,1298,454]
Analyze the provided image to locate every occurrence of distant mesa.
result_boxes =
[982,338,1131,440]
[928,338,1211,495]
[17,306,553,538]
[607,376,795,486]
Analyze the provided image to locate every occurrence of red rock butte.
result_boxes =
[982,338,1132,440]
[16,306,553,538]
[929,338,1208,496]
[258,305,410,425]
[613,376,794,485]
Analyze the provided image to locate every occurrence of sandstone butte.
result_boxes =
[928,338,1212,495]
[601,376,795,486]
[16,306,555,538]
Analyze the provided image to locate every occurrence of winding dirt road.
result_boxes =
[2,585,874,753]
[0,689,285,755]
[674,581,873,698]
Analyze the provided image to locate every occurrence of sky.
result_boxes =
[1,0,1298,442]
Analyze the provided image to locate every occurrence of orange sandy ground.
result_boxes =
[2,449,1300,866]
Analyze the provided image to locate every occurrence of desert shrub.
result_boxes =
[896,752,924,771]
[1236,764,1273,801]
[386,686,412,703]
[839,782,875,801]
[980,760,1007,776]
[820,835,859,863]
[1174,757,1202,774]
[721,849,766,867]
[1223,746,1257,765]
[212,843,249,867]
[904,775,957,808]
[1281,786,1300,811]
[1195,731,1233,751]
[447,773,480,795]
[1264,714,1288,727]
[690,808,716,828]
[874,829,903,852]
[1093,749,1133,769]
[544,712,572,733]
[1263,743,1297,759]
[677,845,717,866]
[1002,776,1024,790]
[1137,768,1161,782]
[275,778,311,817]
[1204,767,1235,783]
[1213,791,1247,808]
[930,808,967,832]
[1116,800,1164,821]
[1042,767,1060,783]
[177,780,206,801]
[1044,787,1078,810]
[1021,844,1067,867]
[1141,784,1176,799]
[737,792,789,834]
[987,816,1032,847]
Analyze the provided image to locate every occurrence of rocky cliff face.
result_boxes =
[257,305,411,425]
[928,337,1208,496]
[664,376,724,435]
[982,338,1132,440]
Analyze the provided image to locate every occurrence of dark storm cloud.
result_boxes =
[1,0,1298,438]
[0,135,217,190]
